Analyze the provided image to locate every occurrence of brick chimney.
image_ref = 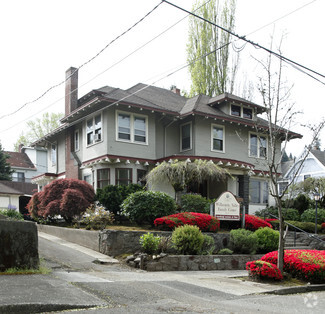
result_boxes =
[171,85,180,95]
[65,67,78,116]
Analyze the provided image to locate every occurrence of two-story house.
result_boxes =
[279,146,325,196]
[32,67,301,213]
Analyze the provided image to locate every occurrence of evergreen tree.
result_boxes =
[0,143,13,180]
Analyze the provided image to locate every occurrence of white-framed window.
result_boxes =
[249,133,267,158]
[87,114,102,146]
[116,111,148,144]
[51,143,57,165]
[230,104,253,120]
[97,168,110,189]
[83,174,92,185]
[116,168,132,185]
[180,122,192,151]
[250,179,269,204]
[17,172,25,182]
[211,124,225,152]
[74,130,79,152]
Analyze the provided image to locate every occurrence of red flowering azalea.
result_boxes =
[154,212,220,232]
[321,223,325,232]
[245,214,273,231]
[261,250,325,283]
[246,260,283,281]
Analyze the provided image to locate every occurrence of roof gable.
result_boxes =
[4,151,36,170]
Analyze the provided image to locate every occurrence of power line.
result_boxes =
[0,0,212,135]
[162,0,325,85]
[0,1,164,121]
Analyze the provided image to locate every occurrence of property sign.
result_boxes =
[214,191,240,221]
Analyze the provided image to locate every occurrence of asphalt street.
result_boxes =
[1,233,324,313]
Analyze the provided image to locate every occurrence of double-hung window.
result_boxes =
[180,122,192,151]
[97,169,110,189]
[116,168,132,185]
[231,104,253,120]
[51,144,56,165]
[74,130,79,151]
[117,111,147,144]
[87,114,102,145]
[250,180,269,204]
[249,133,267,158]
[211,124,225,152]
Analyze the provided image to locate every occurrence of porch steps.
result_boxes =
[284,232,312,250]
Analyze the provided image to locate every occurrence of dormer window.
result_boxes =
[230,104,253,120]
[243,107,252,119]
[231,105,241,117]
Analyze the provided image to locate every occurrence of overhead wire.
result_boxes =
[0,1,164,121]
[0,0,213,135]
[162,0,325,85]
[1,0,322,136]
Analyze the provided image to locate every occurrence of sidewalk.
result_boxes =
[0,233,324,313]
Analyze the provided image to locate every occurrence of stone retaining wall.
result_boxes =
[146,254,262,271]
[0,220,39,271]
[98,229,230,257]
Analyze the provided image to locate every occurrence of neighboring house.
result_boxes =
[0,182,23,210]
[31,67,301,214]
[280,147,325,195]
[3,146,46,213]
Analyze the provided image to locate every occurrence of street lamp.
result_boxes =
[314,193,320,234]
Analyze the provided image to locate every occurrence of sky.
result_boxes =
[0,0,324,157]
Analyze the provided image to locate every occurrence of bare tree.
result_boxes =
[255,41,325,272]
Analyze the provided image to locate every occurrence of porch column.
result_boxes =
[238,175,249,214]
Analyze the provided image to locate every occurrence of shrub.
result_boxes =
[230,228,258,254]
[254,227,279,253]
[121,191,177,225]
[96,184,143,216]
[322,223,325,233]
[246,260,283,281]
[301,208,325,224]
[217,248,233,255]
[180,194,211,214]
[245,214,272,231]
[139,233,161,254]
[27,179,95,222]
[154,212,220,232]
[282,208,301,221]
[261,250,325,283]
[254,206,279,219]
[201,235,215,255]
[0,209,23,220]
[172,225,205,255]
[270,220,322,233]
[82,204,114,230]
[293,194,312,215]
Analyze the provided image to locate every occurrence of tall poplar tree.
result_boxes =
[0,143,13,180]
[187,0,238,97]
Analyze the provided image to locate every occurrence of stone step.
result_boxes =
[284,246,312,250]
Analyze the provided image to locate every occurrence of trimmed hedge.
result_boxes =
[269,220,322,233]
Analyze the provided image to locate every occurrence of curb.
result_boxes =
[263,284,325,295]
[0,303,97,314]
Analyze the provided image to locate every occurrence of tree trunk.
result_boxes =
[277,204,285,273]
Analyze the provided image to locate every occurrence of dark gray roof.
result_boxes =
[126,83,186,113]
[0,182,23,195]
[311,149,325,167]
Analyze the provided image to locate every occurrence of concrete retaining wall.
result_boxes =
[37,224,99,252]
[146,254,262,271]
[0,220,39,271]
